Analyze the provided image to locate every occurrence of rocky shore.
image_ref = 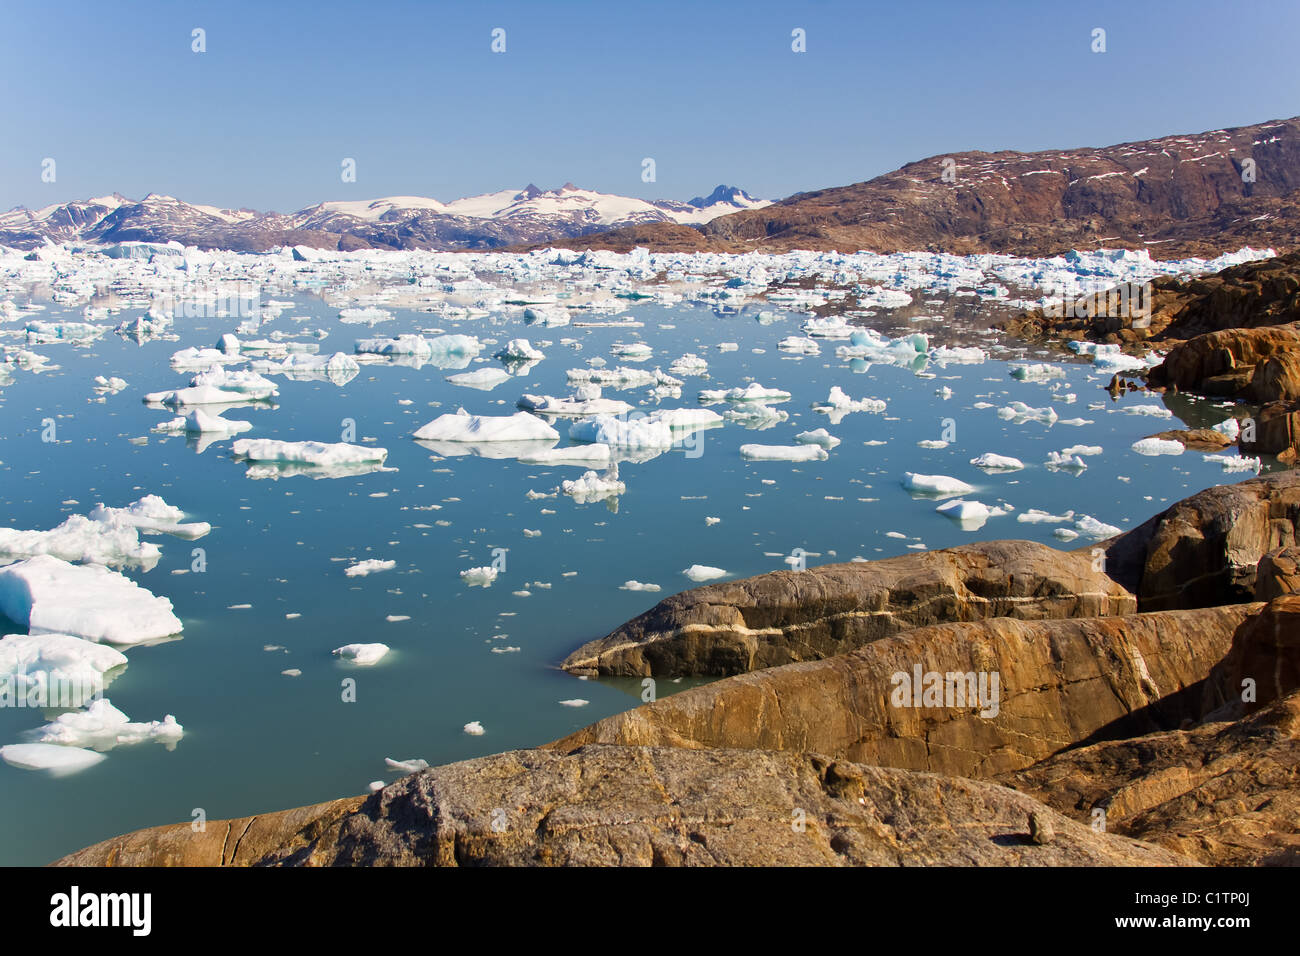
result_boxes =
[55,471,1300,867]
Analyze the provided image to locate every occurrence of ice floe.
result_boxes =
[333,643,390,665]
[0,555,182,645]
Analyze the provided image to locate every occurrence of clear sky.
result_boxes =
[3,0,1298,213]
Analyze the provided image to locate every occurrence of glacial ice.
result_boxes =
[495,338,545,361]
[0,555,182,645]
[740,444,829,462]
[333,643,390,665]
[460,567,499,587]
[970,453,1024,471]
[901,473,975,498]
[0,742,106,774]
[795,428,841,449]
[344,559,397,577]
[28,699,183,751]
[414,409,560,443]
[1131,437,1185,456]
[233,439,389,472]
[561,470,626,502]
[682,565,727,582]
[446,367,512,390]
[0,632,127,695]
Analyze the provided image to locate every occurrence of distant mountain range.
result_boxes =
[0,183,770,252]
[6,116,1300,259]
[541,116,1300,260]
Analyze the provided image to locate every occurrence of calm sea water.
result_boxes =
[0,291,1275,864]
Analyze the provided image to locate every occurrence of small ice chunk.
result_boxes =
[460,566,499,587]
[795,429,840,449]
[740,444,829,461]
[620,580,661,592]
[900,473,975,499]
[970,453,1024,471]
[683,565,727,582]
[463,721,485,735]
[1131,437,1185,456]
[0,743,106,774]
[333,643,390,665]
[344,559,397,578]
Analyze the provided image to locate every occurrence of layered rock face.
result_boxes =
[549,606,1253,778]
[1100,471,1300,610]
[1002,690,1300,866]
[58,746,1188,867]
[561,541,1135,677]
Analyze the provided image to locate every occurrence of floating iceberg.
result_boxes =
[518,444,612,466]
[569,415,673,450]
[682,565,727,582]
[0,742,106,774]
[517,391,633,417]
[234,438,387,468]
[0,555,182,645]
[1131,437,1185,456]
[561,470,626,502]
[795,428,841,449]
[333,643,390,664]
[997,402,1058,425]
[344,559,397,578]
[0,632,127,700]
[88,495,210,539]
[970,453,1024,471]
[447,367,512,390]
[460,567,498,587]
[740,444,829,462]
[901,473,975,499]
[494,338,545,361]
[699,383,791,404]
[28,699,183,751]
[1009,363,1066,382]
[414,409,559,443]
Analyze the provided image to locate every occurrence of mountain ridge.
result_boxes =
[0,183,769,253]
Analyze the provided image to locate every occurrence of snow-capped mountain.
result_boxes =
[0,184,770,252]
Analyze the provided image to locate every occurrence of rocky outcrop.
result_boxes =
[1100,471,1300,610]
[1146,323,1300,395]
[549,605,1253,778]
[56,745,1189,867]
[1003,250,1300,346]
[561,541,1135,677]
[1001,690,1300,866]
[1212,595,1300,713]
[52,796,365,867]
[1240,399,1300,462]
[1255,546,1300,599]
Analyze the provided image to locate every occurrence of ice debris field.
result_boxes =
[0,239,1279,864]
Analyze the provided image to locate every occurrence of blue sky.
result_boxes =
[3,0,1298,212]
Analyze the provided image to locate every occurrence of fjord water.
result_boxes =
[0,294,1274,865]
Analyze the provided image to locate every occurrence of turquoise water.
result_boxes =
[0,291,1276,864]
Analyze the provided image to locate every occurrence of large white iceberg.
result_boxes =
[0,555,183,645]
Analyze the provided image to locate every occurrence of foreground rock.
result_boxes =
[550,605,1253,778]
[56,745,1187,867]
[1212,595,1300,712]
[1100,471,1300,610]
[1001,690,1300,866]
[562,541,1135,677]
